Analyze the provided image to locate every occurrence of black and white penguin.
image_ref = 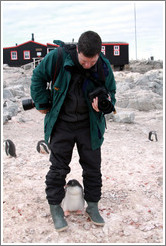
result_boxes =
[61,179,85,216]
[4,139,17,157]
[36,140,50,154]
[148,131,158,142]
[3,100,7,107]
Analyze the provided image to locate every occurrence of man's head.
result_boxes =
[77,31,102,69]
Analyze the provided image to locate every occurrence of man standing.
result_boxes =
[31,31,116,232]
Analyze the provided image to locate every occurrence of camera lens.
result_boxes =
[22,99,35,111]
[98,98,114,114]
[99,99,109,109]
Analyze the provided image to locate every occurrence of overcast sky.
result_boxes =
[1,1,165,60]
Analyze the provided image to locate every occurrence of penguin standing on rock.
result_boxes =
[4,139,17,157]
[36,140,50,154]
[61,179,85,217]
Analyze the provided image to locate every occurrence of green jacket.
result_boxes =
[30,48,116,150]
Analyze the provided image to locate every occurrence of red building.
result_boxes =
[3,34,129,70]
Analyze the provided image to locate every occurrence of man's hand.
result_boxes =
[38,109,50,114]
[92,97,100,112]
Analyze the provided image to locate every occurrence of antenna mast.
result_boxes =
[134,3,137,60]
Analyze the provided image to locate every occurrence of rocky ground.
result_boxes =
[2,60,164,244]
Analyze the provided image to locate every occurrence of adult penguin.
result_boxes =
[36,140,50,154]
[148,131,158,141]
[4,139,17,157]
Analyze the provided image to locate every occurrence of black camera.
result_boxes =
[22,98,35,111]
[22,98,52,111]
[88,87,115,114]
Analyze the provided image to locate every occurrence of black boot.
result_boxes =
[49,204,68,232]
[86,202,105,226]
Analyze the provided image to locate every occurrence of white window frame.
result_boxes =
[11,51,18,60]
[114,50,120,56]
[114,45,120,56]
[114,46,119,50]
[23,50,30,60]
[101,46,105,55]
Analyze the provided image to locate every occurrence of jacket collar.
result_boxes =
[64,53,98,73]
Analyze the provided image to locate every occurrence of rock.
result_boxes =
[3,64,10,69]
[3,88,14,99]
[112,111,135,123]
[22,63,33,70]
[127,60,163,73]
[3,100,19,123]
[114,67,163,111]
[3,66,33,123]
[2,61,163,123]
[3,113,11,124]
[136,92,162,111]
[7,85,26,98]
[135,69,163,96]
[114,71,143,84]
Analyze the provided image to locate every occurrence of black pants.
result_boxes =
[45,119,102,205]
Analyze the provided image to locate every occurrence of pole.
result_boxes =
[134,3,137,60]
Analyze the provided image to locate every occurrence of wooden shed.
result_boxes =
[101,42,129,70]
[53,40,129,71]
[3,34,47,67]
[3,35,129,70]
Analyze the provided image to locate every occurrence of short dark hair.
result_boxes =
[77,31,102,57]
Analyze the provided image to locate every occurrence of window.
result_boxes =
[114,50,120,56]
[37,52,42,57]
[101,46,105,55]
[23,50,30,60]
[11,51,18,60]
[114,46,119,50]
[114,45,120,56]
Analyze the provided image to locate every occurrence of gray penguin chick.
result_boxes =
[61,179,85,216]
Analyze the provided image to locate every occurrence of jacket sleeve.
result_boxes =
[104,60,116,106]
[30,49,58,110]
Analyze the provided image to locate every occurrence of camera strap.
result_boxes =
[52,46,63,85]
[65,45,106,88]
[52,44,106,89]
[84,70,104,87]
[51,44,77,85]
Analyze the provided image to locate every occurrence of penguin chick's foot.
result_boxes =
[76,210,84,215]
[64,211,70,217]
[64,210,83,216]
